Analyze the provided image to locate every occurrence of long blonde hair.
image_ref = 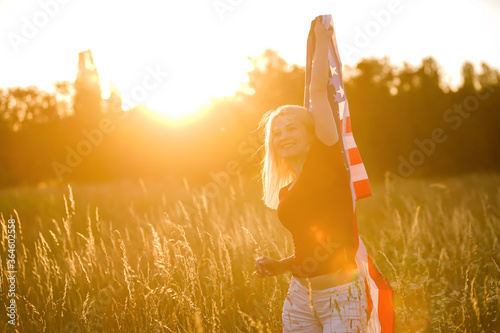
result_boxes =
[258,105,315,209]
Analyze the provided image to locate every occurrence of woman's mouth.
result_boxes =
[281,142,295,149]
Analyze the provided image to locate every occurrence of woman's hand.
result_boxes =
[254,256,287,278]
[313,19,333,41]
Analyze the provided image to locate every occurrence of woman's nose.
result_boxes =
[277,136,288,144]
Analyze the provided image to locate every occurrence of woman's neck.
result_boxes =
[288,155,307,180]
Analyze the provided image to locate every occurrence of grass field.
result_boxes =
[1,172,499,332]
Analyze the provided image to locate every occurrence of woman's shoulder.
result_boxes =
[307,132,343,163]
[302,132,347,180]
[278,182,290,199]
[311,130,341,149]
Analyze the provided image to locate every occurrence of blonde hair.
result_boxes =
[258,105,315,209]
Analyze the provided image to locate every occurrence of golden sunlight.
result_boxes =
[96,51,249,123]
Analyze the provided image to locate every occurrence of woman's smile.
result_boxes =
[273,115,313,160]
[280,141,295,149]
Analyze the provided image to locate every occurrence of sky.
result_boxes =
[0,0,499,119]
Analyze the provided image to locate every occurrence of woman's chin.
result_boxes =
[279,151,299,160]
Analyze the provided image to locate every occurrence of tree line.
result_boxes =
[1,49,499,188]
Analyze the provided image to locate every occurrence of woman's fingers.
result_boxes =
[255,257,264,277]
[254,257,273,277]
[255,258,265,269]
[314,20,333,39]
[255,266,269,278]
[255,257,269,269]
[255,270,271,278]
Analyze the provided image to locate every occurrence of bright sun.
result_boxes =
[145,91,211,126]
[98,75,208,125]
[97,55,248,125]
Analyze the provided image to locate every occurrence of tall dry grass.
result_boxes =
[0,172,499,332]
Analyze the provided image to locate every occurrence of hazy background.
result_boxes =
[0,0,499,188]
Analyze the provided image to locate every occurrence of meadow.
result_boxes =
[1,172,499,332]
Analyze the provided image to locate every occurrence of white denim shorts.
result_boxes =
[282,275,368,332]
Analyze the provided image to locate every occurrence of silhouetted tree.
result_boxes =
[0,86,58,131]
[460,61,478,93]
[477,62,500,90]
[245,49,304,117]
[73,49,102,124]
[53,80,74,117]
[105,81,122,115]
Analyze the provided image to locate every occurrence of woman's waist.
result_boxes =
[293,264,359,290]
[292,242,357,270]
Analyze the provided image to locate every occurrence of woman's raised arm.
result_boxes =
[309,20,339,146]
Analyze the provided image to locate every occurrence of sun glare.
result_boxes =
[139,102,210,128]
[94,48,249,126]
[146,96,209,126]
[97,69,206,124]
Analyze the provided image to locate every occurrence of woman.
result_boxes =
[254,20,368,332]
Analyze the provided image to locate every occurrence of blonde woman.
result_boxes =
[254,20,368,332]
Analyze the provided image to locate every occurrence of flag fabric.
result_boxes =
[303,15,395,332]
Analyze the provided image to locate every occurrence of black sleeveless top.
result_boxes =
[277,133,356,278]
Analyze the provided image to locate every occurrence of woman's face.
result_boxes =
[273,114,313,160]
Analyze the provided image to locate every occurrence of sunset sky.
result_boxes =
[1,0,499,119]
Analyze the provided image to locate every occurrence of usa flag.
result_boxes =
[304,15,395,332]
